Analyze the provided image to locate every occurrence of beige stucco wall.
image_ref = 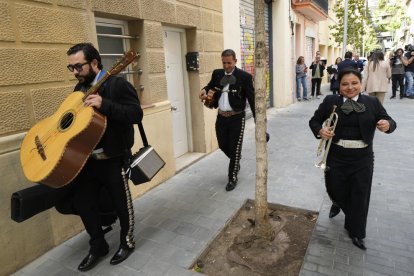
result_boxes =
[272,0,295,107]
[0,0,223,275]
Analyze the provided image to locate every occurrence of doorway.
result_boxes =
[163,29,190,159]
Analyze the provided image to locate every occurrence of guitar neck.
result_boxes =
[83,71,111,100]
[81,50,137,100]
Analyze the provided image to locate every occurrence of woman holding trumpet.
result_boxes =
[309,68,396,250]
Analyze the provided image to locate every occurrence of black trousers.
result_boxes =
[215,112,245,181]
[325,145,374,239]
[391,74,405,97]
[58,156,135,255]
[311,78,322,96]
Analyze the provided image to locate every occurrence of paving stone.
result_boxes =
[172,222,198,236]
[165,265,198,276]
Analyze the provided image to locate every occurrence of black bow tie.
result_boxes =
[340,98,366,115]
[220,74,236,86]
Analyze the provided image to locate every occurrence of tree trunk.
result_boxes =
[253,0,273,241]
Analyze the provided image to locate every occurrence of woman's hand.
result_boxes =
[376,119,390,132]
[319,127,335,140]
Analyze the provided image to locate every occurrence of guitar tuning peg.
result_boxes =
[138,69,143,75]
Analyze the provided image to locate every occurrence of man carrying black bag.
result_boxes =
[59,43,143,271]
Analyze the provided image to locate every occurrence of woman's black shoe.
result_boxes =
[328,204,340,218]
[110,246,134,265]
[351,237,367,250]
[390,95,396,99]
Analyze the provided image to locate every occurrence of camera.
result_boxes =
[405,44,414,52]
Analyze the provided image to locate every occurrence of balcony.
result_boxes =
[292,0,328,22]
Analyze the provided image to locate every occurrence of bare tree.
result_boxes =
[254,0,273,241]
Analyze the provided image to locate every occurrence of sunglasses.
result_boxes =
[67,61,90,72]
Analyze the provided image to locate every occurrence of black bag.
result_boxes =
[126,122,165,185]
[11,184,61,222]
[326,65,334,75]
[11,183,117,225]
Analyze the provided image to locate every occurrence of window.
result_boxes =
[95,18,135,83]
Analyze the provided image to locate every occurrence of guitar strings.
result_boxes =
[37,71,111,145]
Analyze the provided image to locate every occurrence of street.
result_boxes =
[14,85,414,276]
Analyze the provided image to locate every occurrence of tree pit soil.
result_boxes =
[192,199,318,276]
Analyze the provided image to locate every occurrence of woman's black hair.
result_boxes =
[338,68,362,84]
[66,43,103,70]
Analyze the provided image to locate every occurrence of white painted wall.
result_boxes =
[272,0,295,107]
[222,0,242,61]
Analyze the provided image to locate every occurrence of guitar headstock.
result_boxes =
[109,49,138,75]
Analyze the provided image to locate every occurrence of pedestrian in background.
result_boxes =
[402,44,414,99]
[310,54,325,99]
[362,50,391,104]
[338,51,358,73]
[296,56,308,101]
[309,68,396,250]
[354,53,364,72]
[329,57,342,95]
[389,48,405,99]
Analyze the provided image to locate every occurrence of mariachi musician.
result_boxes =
[199,49,256,192]
[309,68,396,250]
[61,43,143,271]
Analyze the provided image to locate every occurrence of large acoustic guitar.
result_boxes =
[20,50,138,188]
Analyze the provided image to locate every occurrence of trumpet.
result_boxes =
[315,105,338,171]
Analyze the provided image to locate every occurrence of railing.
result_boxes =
[292,0,328,14]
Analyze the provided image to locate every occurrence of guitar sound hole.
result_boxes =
[60,112,74,131]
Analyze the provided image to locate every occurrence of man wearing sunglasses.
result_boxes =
[59,43,143,271]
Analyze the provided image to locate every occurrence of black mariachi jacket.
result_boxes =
[309,94,396,145]
[74,75,143,157]
[203,67,255,118]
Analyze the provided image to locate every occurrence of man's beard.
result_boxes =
[76,67,97,85]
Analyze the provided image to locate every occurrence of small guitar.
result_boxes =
[20,50,138,188]
[203,87,221,109]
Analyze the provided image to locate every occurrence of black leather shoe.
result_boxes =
[225,179,238,191]
[110,246,134,265]
[390,95,396,99]
[78,252,107,272]
[328,204,340,218]
[351,237,367,250]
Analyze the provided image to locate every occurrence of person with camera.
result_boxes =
[310,54,325,99]
[403,45,414,99]
[390,48,405,99]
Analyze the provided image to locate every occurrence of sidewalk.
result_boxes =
[14,85,414,276]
